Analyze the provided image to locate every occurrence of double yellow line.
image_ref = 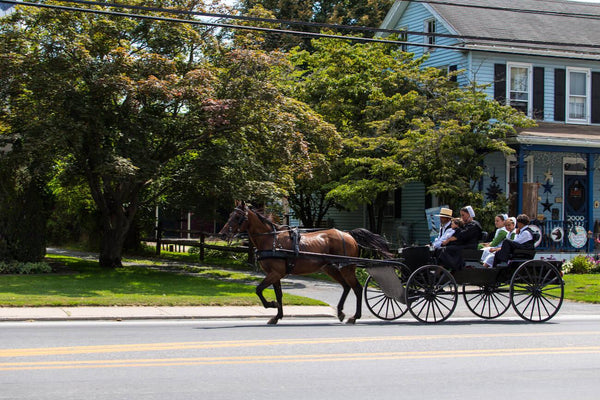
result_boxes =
[2,331,599,371]
[2,347,600,370]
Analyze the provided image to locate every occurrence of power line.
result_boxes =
[0,0,463,50]
[36,0,600,49]
[48,0,600,49]
[3,0,600,52]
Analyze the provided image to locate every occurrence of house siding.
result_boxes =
[470,52,600,122]
[392,1,470,86]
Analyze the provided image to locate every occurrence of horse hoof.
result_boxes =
[267,317,279,325]
[337,312,345,322]
[346,318,356,324]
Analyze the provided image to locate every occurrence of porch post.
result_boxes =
[517,147,524,215]
[587,153,595,253]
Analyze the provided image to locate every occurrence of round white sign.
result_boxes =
[568,225,587,249]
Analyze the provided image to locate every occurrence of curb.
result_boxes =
[0,306,338,322]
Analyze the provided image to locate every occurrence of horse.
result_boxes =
[218,202,392,325]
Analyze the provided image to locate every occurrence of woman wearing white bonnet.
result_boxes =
[437,205,483,270]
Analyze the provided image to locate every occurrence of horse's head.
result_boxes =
[218,201,250,240]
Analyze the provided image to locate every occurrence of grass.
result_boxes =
[0,255,326,307]
[563,274,600,303]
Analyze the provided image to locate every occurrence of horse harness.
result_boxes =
[256,227,348,275]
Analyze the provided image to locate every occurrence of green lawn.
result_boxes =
[0,255,325,307]
[563,274,600,303]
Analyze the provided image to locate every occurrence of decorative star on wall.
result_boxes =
[542,181,554,194]
[541,196,553,212]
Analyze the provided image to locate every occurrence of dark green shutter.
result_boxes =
[533,67,544,120]
[494,64,506,103]
[554,68,566,122]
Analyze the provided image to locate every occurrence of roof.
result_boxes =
[513,122,600,148]
[395,0,600,59]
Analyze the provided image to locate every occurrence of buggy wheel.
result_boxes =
[364,265,411,320]
[510,260,564,322]
[406,265,457,323]
[462,283,510,319]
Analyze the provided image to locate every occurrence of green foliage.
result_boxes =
[238,0,396,50]
[562,255,600,274]
[0,261,52,274]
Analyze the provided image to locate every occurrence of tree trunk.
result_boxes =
[98,210,131,269]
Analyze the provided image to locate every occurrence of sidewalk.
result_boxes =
[0,306,337,322]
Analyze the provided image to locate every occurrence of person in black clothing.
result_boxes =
[492,214,537,266]
[436,206,483,270]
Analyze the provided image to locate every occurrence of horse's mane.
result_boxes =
[250,206,286,231]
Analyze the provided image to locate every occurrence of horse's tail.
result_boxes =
[348,228,393,259]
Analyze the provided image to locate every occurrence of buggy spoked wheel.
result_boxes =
[364,265,411,320]
[462,283,510,319]
[406,265,457,323]
[510,260,564,322]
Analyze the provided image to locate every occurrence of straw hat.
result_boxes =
[435,208,453,219]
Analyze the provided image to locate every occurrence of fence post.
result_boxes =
[155,224,162,255]
[200,233,205,261]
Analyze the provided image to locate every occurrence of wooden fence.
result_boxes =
[143,229,255,264]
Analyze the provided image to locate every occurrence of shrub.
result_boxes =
[562,255,600,274]
[0,261,52,274]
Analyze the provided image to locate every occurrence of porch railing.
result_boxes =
[531,219,594,252]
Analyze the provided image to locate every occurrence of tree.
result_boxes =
[289,37,534,232]
[1,2,231,267]
[156,44,342,226]
[237,0,395,50]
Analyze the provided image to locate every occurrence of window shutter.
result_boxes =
[448,65,458,82]
[494,64,506,103]
[592,72,600,123]
[554,68,566,122]
[533,67,544,120]
[394,188,402,219]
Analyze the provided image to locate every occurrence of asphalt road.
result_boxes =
[2,316,600,400]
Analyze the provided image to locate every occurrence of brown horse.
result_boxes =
[218,202,392,325]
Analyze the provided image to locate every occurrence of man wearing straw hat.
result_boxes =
[437,205,482,270]
[432,207,454,249]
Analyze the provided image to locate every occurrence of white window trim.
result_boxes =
[566,67,591,124]
[506,155,534,194]
[424,18,436,51]
[506,62,533,117]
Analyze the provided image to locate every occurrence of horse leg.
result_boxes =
[323,265,351,322]
[340,265,362,324]
[267,281,284,325]
[256,273,280,309]
[255,272,285,325]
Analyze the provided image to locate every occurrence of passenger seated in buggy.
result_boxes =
[436,206,482,270]
[492,214,539,267]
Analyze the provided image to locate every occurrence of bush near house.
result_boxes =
[562,255,600,274]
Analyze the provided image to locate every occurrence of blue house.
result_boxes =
[368,0,600,251]
[0,2,13,16]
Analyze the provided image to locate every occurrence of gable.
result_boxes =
[382,0,600,60]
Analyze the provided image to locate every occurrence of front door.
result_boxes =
[564,175,587,221]
[564,175,588,249]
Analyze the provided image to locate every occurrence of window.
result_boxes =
[424,19,435,51]
[507,63,532,116]
[567,67,591,123]
[563,157,586,176]
[398,27,408,52]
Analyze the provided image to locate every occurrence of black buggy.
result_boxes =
[363,245,565,323]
